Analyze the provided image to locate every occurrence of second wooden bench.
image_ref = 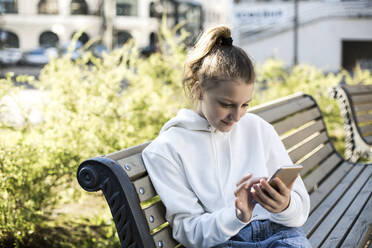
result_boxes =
[330,84,372,162]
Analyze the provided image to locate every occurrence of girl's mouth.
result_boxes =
[221,120,233,126]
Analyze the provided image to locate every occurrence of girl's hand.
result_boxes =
[234,174,263,222]
[252,177,294,213]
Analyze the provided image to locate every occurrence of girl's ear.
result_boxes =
[192,81,203,100]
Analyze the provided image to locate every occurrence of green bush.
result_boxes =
[252,59,372,153]
[0,20,187,247]
[1,20,372,247]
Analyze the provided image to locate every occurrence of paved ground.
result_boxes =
[0,65,45,126]
[0,65,43,78]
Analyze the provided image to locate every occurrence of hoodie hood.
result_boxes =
[160,108,213,133]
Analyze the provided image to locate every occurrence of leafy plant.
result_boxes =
[0,19,187,247]
[253,59,372,154]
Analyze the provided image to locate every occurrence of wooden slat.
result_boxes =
[360,124,372,135]
[307,166,371,247]
[321,174,372,248]
[305,163,359,236]
[343,84,372,94]
[282,120,324,150]
[116,153,147,180]
[249,92,305,114]
[307,161,353,214]
[352,94,372,104]
[342,193,372,248]
[357,113,372,123]
[273,107,321,136]
[133,175,157,202]
[144,201,167,231]
[253,96,315,123]
[289,132,329,163]
[303,153,342,192]
[152,226,179,248]
[354,103,372,112]
[106,142,150,160]
[300,143,334,177]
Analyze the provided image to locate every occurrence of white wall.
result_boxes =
[201,0,231,29]
[240,17,372,71]
[2,0,157,50]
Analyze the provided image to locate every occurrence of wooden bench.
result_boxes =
[330,84,372,162]
[77,92,372,248]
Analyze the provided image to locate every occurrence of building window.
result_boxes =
[0,0,17,13]
[0,29,19,48]
[117,0,137,16]
[115,31,132,47]
[177,2,202,38]
[342,40,372,71]
[70,0,88,15]
[39,31,59,47]
[149,1,155,17]
[38,0,58,14]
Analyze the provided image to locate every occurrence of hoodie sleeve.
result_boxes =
[265,125,310,227]
[142,149,247,248]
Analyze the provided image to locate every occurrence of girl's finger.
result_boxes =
[234,181,249,196]
[260,179,280,199]
[272,177,292,195]
[251,191,275,212]
[253,184,276,208]
[236,173,252,186]
[235,177,263,196]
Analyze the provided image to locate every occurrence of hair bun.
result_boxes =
[220,37,233,46]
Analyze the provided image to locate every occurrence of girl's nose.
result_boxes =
[230,108,240,122]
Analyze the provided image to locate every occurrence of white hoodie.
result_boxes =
[142,109,310,248]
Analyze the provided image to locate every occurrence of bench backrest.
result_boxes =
[331,84,372,161]
[81,93,343,248]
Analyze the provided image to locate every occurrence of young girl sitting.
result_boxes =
[142,25,311,248]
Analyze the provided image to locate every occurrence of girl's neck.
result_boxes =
[196,102,205,119]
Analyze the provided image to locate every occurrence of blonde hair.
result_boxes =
[183,26,255,100]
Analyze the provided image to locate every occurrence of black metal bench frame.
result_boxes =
[77,93,372,248]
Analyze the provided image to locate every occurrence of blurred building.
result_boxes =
[1,0,371,71]
[0,0,202,52]
[201,0,372,72]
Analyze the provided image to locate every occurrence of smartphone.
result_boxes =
[267,165,303,190]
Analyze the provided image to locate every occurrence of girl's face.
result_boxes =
[197,79,254,132]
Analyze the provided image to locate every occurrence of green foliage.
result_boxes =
[1,19,372,247]
[0,20,187,247]
[253,58,372,154]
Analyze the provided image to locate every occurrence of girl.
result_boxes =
[142,26,311,248]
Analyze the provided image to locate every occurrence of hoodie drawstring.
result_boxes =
[210,130,226,203]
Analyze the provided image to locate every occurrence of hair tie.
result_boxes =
[220,37,233,46]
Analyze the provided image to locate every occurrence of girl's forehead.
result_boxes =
[208,80,254,100]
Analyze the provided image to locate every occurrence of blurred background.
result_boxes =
[0,1,371,247]
[1,0,372,76]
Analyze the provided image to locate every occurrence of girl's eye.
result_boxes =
[220,102,233,108]
[220,102,249,108]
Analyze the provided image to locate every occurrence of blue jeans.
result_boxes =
[214,220,312,248]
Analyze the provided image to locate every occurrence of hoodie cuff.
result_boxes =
[217,206,248,237]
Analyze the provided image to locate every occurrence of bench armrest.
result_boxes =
[77,157,156,248]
